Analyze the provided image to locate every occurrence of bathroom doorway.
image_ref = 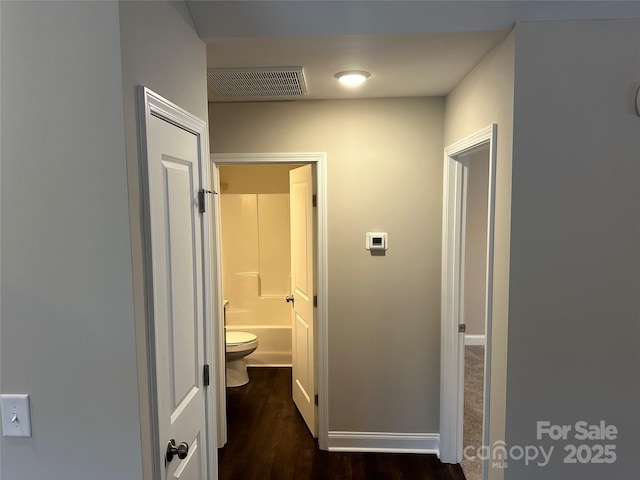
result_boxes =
[440,125,496,480]
[209,153,329,452]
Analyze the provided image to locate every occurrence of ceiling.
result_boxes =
[195,1,640,103]
[205,30,509,102]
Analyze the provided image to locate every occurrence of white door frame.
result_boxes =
[210,152,329,451]
[439,125,497,477]
[138,86,216,480]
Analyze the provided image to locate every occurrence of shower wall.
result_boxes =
[219,164,299,366]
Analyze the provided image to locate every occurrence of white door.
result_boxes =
[145,98,210,479]
[289,164,317,436]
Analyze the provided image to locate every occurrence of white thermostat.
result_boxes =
[366,232,388,251]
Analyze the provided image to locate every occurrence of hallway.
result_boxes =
[218,367,466,480]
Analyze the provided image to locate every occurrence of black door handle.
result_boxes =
[166,439,189,463]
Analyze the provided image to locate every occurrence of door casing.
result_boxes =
[210,152,329,451]
[440,124,496,480]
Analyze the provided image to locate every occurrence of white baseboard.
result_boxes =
[465,334,486,346]
[327,431,439,454]
[246,351,291,367]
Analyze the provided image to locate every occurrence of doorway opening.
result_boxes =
[459,143,490,480]
[440,125,497,480]
[209,153,329,456]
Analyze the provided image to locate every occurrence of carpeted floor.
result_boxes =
[461,346,484,480]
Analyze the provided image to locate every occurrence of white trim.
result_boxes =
[209,163,227,448]
[247,362,293,367]
[137,87,216,480]
[226,324,292,330]
[440,124,496,480]
[439,143,466,464]
[328,431,439,454]
[465,334,486,346]
[210,152,329,451]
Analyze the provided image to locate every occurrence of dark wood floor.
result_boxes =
[219,367,466,480]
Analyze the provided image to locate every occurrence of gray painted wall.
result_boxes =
[505,19,640,480]
[0,2,142,478]
[444,31,515,480]
[118,2,208,476]
[0,1,208,478]
[209,98,444,435]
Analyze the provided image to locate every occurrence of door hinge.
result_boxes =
[198,189,217,213]
[203,364,210,387]
[458,324,466,333]
[314,394,319,406]
[313,295,318,308]
[312,194,317,208]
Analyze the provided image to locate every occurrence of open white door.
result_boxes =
[140,88,212,480]
[289,164,317,436]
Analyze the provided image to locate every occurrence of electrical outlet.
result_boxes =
[1,394,31,437]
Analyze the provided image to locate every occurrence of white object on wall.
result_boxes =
[365,232,388,251]
[1,394,31,437]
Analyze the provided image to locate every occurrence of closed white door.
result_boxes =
[147,112,209,480]
[289,164,317,436]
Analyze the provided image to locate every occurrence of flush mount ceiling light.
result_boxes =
[335,70,370,86]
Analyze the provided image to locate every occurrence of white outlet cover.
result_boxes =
[1,394,31,437]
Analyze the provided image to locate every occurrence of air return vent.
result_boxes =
[207,67,308,98]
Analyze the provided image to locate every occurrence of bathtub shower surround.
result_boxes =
[220,165,299,366]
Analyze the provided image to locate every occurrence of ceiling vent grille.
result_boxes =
[207,67,308,98]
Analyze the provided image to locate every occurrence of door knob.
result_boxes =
[285,295,294,304]
[166,439,189,463]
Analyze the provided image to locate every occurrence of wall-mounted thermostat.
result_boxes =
[366,232,388,251]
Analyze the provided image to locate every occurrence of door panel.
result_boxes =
[168,434,202,479]
[289,164,316,436]
[294,312,311,402]
[148,113,208,480]
[164,159,199,408]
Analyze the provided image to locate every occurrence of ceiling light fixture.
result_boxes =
[335,70,370,86]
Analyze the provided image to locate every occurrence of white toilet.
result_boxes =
[225,331,259,387]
